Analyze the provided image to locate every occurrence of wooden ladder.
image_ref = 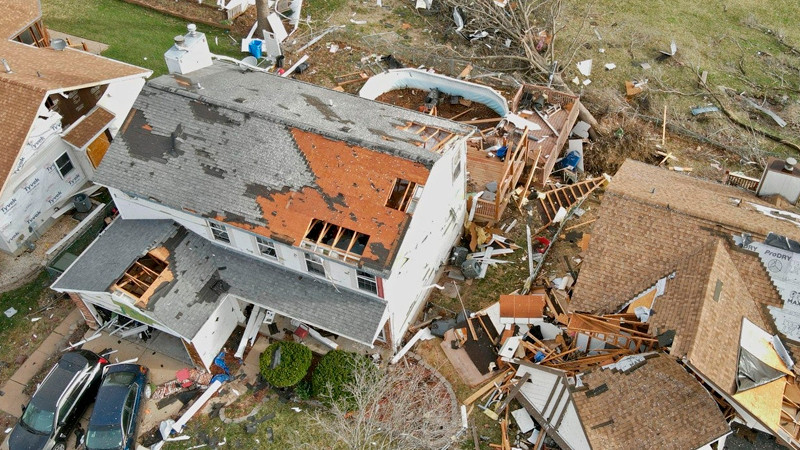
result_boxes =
[538,176,606,224]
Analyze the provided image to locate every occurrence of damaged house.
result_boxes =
[0,0,150,254]
[52,27,474,369]
[566,159,800,447]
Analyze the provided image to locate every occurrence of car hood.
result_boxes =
[8,425,51,450]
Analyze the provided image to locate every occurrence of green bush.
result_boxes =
[312,350,372,403]
[259,341,312,388]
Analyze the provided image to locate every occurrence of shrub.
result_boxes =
[259,341,312,388]
[312,350,373,403]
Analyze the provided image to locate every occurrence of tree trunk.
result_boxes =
[256,0,270,38]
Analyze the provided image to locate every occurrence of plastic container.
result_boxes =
[248,40,262,59]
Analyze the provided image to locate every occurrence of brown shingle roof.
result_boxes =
[572,354,730,450]
[62,106,115,149]
[0,38,148,192]
[572,160,800,314]
[0,0,40,39]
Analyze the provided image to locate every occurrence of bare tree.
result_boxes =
[308,358,461,450]
[441,0,601,136]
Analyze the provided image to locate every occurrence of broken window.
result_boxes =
[55,152,74,177]
[304,252,325,276]
[115,251,168,300]
[208,221,230,244]
[356,270,378,295]
[386,179,424,213]
[302,219,369,263]
[255,236,277,258]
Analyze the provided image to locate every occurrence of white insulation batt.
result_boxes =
[359,68,510,117]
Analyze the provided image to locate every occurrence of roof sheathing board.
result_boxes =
[147,62,473,165]
[97,78,438,271]
[54,219,386,344]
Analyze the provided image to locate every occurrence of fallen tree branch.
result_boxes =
[700,80,800,153]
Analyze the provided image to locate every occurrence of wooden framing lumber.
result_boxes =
[538,176,606,224]
[464,369,514,405]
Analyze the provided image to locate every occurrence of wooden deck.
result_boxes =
[512,85,581,186]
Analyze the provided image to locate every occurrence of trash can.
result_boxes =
[248,40,262,59]
[73,193,91,213]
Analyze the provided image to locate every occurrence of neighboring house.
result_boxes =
[569,159,800,447]
[52,27,474,368]
[515,353,731,450]
[0,0,151,254]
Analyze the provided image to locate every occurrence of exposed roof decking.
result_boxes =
[53,219,387,344]
[97,63,473,271]
[148,63,473,166]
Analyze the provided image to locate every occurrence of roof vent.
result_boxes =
[50,39,66,51]
[1,58,11,74]
[173,35,186,48]
[785,157,797,172]
[187,23,197,36]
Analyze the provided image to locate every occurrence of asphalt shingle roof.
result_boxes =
[53,219,387,344]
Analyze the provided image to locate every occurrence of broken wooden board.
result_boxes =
[538,176,606,225]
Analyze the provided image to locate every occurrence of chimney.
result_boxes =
[1,58,11,74]
[164,23,212,75]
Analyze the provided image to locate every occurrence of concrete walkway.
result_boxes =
[0,308,85,418]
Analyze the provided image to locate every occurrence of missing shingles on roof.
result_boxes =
[320,191,348,211]
[202,163,226,179]
[301,93,355,126]
[124,109,172,163]
[585,383,609,398]
[591,419,614,430]
[190,100,242,125]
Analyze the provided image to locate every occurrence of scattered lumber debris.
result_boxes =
[537,175,606,225]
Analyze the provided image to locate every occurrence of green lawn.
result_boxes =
[0,271,51,334]
[556,0,800,166]
[42,0,242,77]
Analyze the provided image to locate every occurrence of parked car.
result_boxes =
[85,364,148,450]
[7,350,108,450]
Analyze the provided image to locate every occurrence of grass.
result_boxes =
[42,0,242,77]
[0,271,74,385]
[555,0,800,167]
[162,391,334,449]
[0,271,51,334]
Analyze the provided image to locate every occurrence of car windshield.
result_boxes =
[86,425,123,449]
[20,402,54,434]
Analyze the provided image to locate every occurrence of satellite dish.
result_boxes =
[50,39,66,51]
[240,56,258,68]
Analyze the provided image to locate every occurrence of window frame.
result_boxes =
[208,221,231,244]
[55,152,75,178]
[304,252,326,276]
[255,236,277,258]
[356,270,378,295]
